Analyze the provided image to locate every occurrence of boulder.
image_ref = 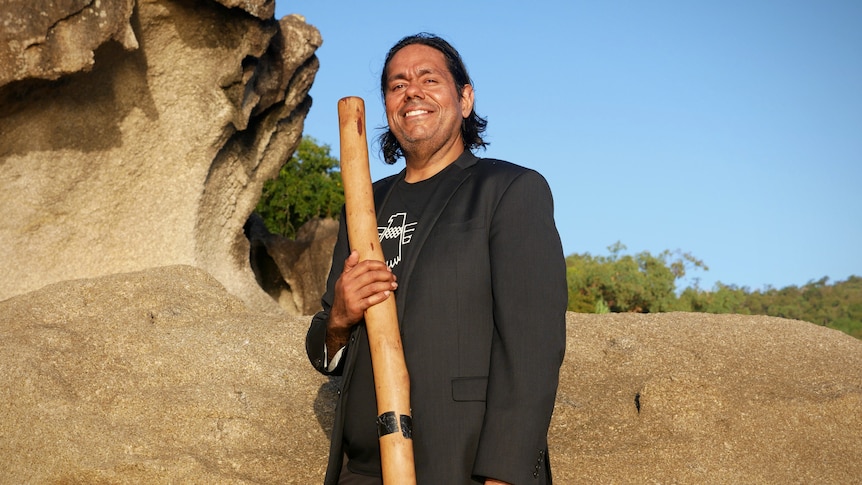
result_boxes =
[552,312,862,483]
[0,0,322,313]
[214,0,275,19]
[1,266,859,483]
[246,215,339,315]
[0,266,332,483]
[0,0,138,85]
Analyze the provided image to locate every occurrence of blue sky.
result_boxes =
[274,1,861,292]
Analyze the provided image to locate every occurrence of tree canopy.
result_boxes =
[254,136,344,238]
[678,276,862,338]
[566,242,707,314]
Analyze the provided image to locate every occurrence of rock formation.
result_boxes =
[246,214,339,315]
[1,266,860,483]
[0,0,139,86]
[0,266,332,483]
[0,0,321,312]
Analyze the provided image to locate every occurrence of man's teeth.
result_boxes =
[405,110,428,117]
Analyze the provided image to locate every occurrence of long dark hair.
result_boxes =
[377,33,488,164]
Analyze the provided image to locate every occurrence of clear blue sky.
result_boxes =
[274,1,862,292]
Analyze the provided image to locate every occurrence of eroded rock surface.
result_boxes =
[0,0,138,85]
[1,266,859,483]
[247,215,339,315]
[0,0,322,313]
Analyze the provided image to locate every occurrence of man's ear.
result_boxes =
[460,84,475,118]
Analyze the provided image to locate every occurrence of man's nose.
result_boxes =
[405,83,424,99]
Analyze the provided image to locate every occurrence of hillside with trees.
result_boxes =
[566,244,862,338]
[677,275,862,338]
[254,137,861,339]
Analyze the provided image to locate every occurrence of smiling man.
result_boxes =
[306,33,567,485]
[383,42,472,182]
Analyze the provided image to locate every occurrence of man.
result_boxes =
[306,33,567,485]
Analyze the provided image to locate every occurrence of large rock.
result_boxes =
[214,0,275,19]
[246,215,339,315]
[1,266,860,483]
[0,0,138,85]
[0,0,322,313]
[0,266,333,483]
[552,312,862,483]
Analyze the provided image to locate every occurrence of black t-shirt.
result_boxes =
[342,166,452,476]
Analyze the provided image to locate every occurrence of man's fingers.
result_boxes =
[349,279,397,308]
[363,288,392,308]
[348,267,396,291]
[343,251,393,277]
[342,250,360,273]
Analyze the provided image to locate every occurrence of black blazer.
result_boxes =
[307,151,567,484]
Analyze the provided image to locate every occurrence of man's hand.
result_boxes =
[484,480,511,485]
[325,250,397,356]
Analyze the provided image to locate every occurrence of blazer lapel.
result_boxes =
[393,151,479,324]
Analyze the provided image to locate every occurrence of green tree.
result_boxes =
[740,276,862,338]
[255,136,344,238]
[566,242,707,313]
[678,282,750,314]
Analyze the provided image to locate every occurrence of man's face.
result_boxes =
[384,44,474,162]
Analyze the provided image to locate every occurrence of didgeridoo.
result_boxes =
[337,96,416,484]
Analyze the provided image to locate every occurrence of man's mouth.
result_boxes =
[404,109,430,118]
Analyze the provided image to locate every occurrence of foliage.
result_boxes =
[678,276,862,338]
[566,243,862,339]
[255,136,344,238]
[566,242,706,313]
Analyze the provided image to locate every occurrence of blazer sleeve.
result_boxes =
[472,169,568,483]
[306,210,351,376]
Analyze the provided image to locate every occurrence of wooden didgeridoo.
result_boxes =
[337,96,416,485]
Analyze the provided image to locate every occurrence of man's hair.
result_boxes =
[378,33,488,165]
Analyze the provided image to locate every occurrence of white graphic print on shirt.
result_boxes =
[378,212,417,270]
